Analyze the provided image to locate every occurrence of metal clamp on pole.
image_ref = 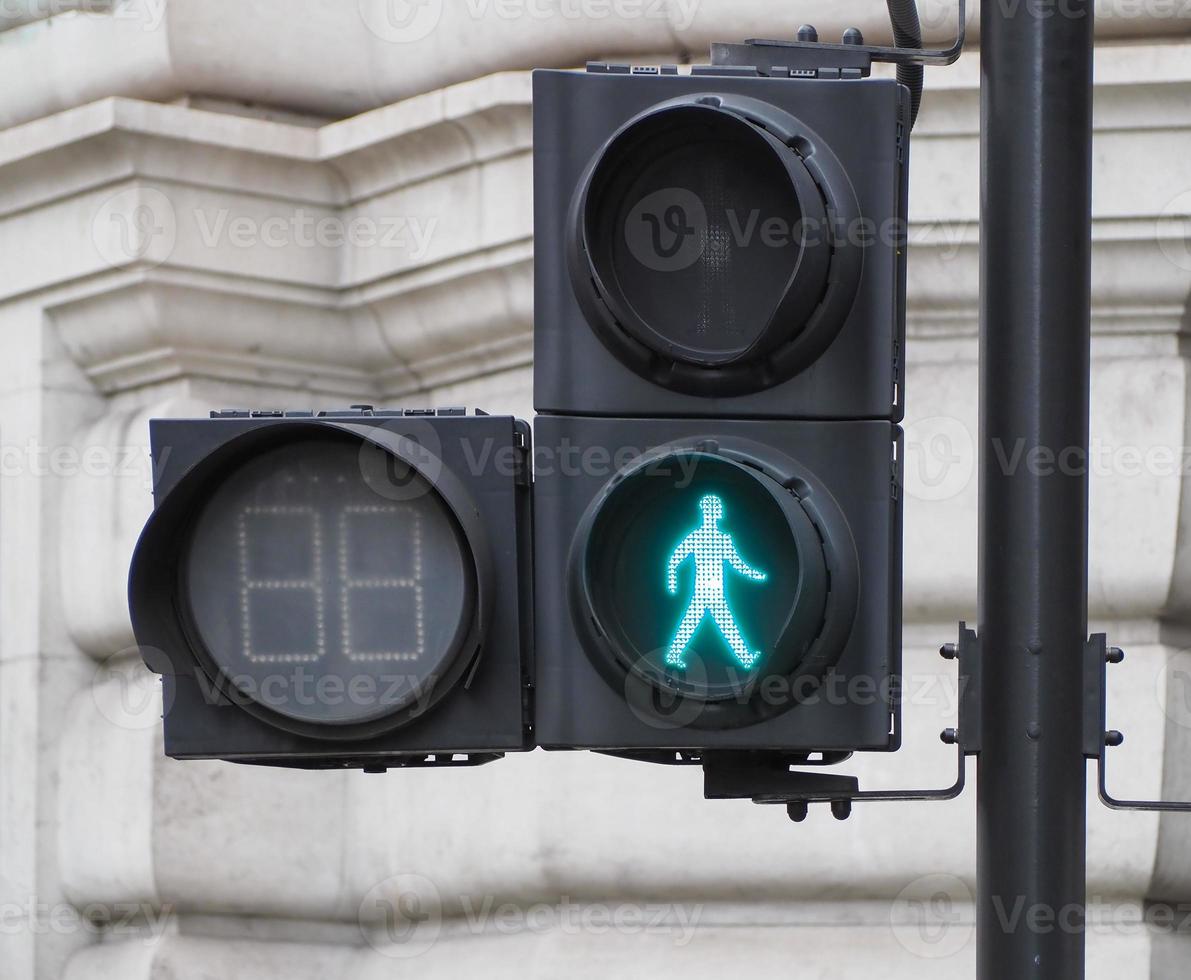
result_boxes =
[703,623,981,822]
[710,0,966,75]
[1089,635,1191,812]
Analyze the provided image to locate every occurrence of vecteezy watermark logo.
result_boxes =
[359,873,443,958]
[192,208,438,257]
[623,192,939,274]
[358,0,443,43]
[625,188,708,273]
[891,873,974,960]
[1158,189,1191,273]
[0,0,168,32]
[458,0,701,29]
[90,186,177,269]
[193,666,442,718]
[358,420,444,503]
[0,898,176,940]
[623,648,709,729]
[0,438,159,488]
[358,877,702,956]
[902,416,975,502]
[91,648,171,732]
[459,895,702,944]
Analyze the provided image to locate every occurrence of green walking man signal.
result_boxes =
[665,494,769,671]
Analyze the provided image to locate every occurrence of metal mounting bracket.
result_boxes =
[703,623,980,821]
[709,0,966,78]
[1090,634,1191,812]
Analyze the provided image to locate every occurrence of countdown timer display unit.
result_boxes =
[534,416,902,755]
[184,437,474,729]
[128,410,532,769]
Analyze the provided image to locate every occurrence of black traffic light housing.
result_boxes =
[534,68,910,420]
[121,15,971,820]
[533,416,902,756]
[532,56,911,766]
[128,409,532,769]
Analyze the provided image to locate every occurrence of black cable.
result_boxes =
[886,0,924,129]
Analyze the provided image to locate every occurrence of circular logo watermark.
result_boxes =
[1158,189,1191,273]
[902,415,975,502]
[624,188,708,273]
[90,186,177,269]
[90,647,171,732]
[890,873,974,960]
[623,648,709,730]
[358,419,444,503]
[359,873,443,958]
[358,0,443,43]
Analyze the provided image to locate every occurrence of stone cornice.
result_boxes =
[2,1,1190,129]
[0,73,534,399]
[0,56,1187,401]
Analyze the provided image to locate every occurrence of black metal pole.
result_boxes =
[978,1,1094,977]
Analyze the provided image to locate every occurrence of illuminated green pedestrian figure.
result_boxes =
[665,494,768,670]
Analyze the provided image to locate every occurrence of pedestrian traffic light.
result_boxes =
[534,417,900,751]
[127,409,532,769]
[125,42,913,778]
[533,64,909,420]
[532,56,907,758]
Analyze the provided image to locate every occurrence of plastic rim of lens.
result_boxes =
[568,441,859,730]
[130,421,494,742]
[568,94,864,397]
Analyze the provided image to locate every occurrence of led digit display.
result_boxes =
[184,436,474,727]
[235,505,327,664]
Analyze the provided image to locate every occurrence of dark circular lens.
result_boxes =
[605,111,803,361]
[572,450,833,718]
[573,97,852,395]
[183,436,475,728]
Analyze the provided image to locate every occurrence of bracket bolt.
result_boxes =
[1107,647,1125,664]
[831,799,853,821]
[797,24,819,42]
[1105,730,1125,747]
[940,643,958,661]
[787,801,809,823]
[941,728,959,745]
[842,27,864,45]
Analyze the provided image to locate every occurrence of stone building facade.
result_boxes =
[1,1,1191,977]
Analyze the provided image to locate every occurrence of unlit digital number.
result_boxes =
[237,506,327,664]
